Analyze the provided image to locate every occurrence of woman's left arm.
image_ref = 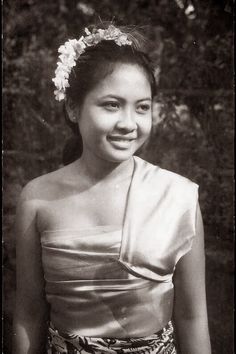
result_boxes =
[173,203,211,354]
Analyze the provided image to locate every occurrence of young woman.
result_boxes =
[13,23,211,354]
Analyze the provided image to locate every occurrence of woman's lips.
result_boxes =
[107,136,136,149]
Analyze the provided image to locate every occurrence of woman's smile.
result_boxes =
[107,134,137,150]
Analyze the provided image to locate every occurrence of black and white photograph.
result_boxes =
[3,1,234,353]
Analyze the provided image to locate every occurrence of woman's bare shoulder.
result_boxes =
[19,163,77,203]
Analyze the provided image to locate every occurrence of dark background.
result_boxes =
[3,1,234,353]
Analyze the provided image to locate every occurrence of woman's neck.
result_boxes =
[75,150,134,185]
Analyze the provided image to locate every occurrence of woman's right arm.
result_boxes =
[12,184,49,354]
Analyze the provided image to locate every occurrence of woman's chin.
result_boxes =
[83,143,140,164]
[104,153,134,164]
[103,140,144,162]
[98,149,136,164]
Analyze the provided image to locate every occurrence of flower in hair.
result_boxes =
[52,25,132,101]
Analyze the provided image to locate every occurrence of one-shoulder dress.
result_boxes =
[41,156,199,354]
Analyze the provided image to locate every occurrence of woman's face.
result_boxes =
[77,63,152,163]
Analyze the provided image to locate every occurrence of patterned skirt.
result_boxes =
[47,321,177,354]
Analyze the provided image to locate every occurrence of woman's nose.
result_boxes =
[116,108,137,131]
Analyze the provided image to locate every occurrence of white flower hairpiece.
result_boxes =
[52,25,133,101]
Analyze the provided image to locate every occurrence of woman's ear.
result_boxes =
[65,98,79,123]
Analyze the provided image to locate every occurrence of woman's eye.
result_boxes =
[137,104,151,113]
[103,102,120,110]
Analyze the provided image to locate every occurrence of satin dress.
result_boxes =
[41,226,174,338]
[41,156,198,353]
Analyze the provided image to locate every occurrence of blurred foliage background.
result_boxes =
[3,0,234,353]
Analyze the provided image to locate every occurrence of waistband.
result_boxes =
[47,321,177,354]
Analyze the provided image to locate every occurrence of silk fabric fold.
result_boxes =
[119,156,199,281]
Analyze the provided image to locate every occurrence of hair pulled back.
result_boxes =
[62,24,156,165]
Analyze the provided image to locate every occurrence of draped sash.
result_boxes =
[119,156,199,282]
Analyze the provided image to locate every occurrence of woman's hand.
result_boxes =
[12,182,49,354]
[173,203,211,354]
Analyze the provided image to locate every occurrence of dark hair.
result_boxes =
[62,24,157,165]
